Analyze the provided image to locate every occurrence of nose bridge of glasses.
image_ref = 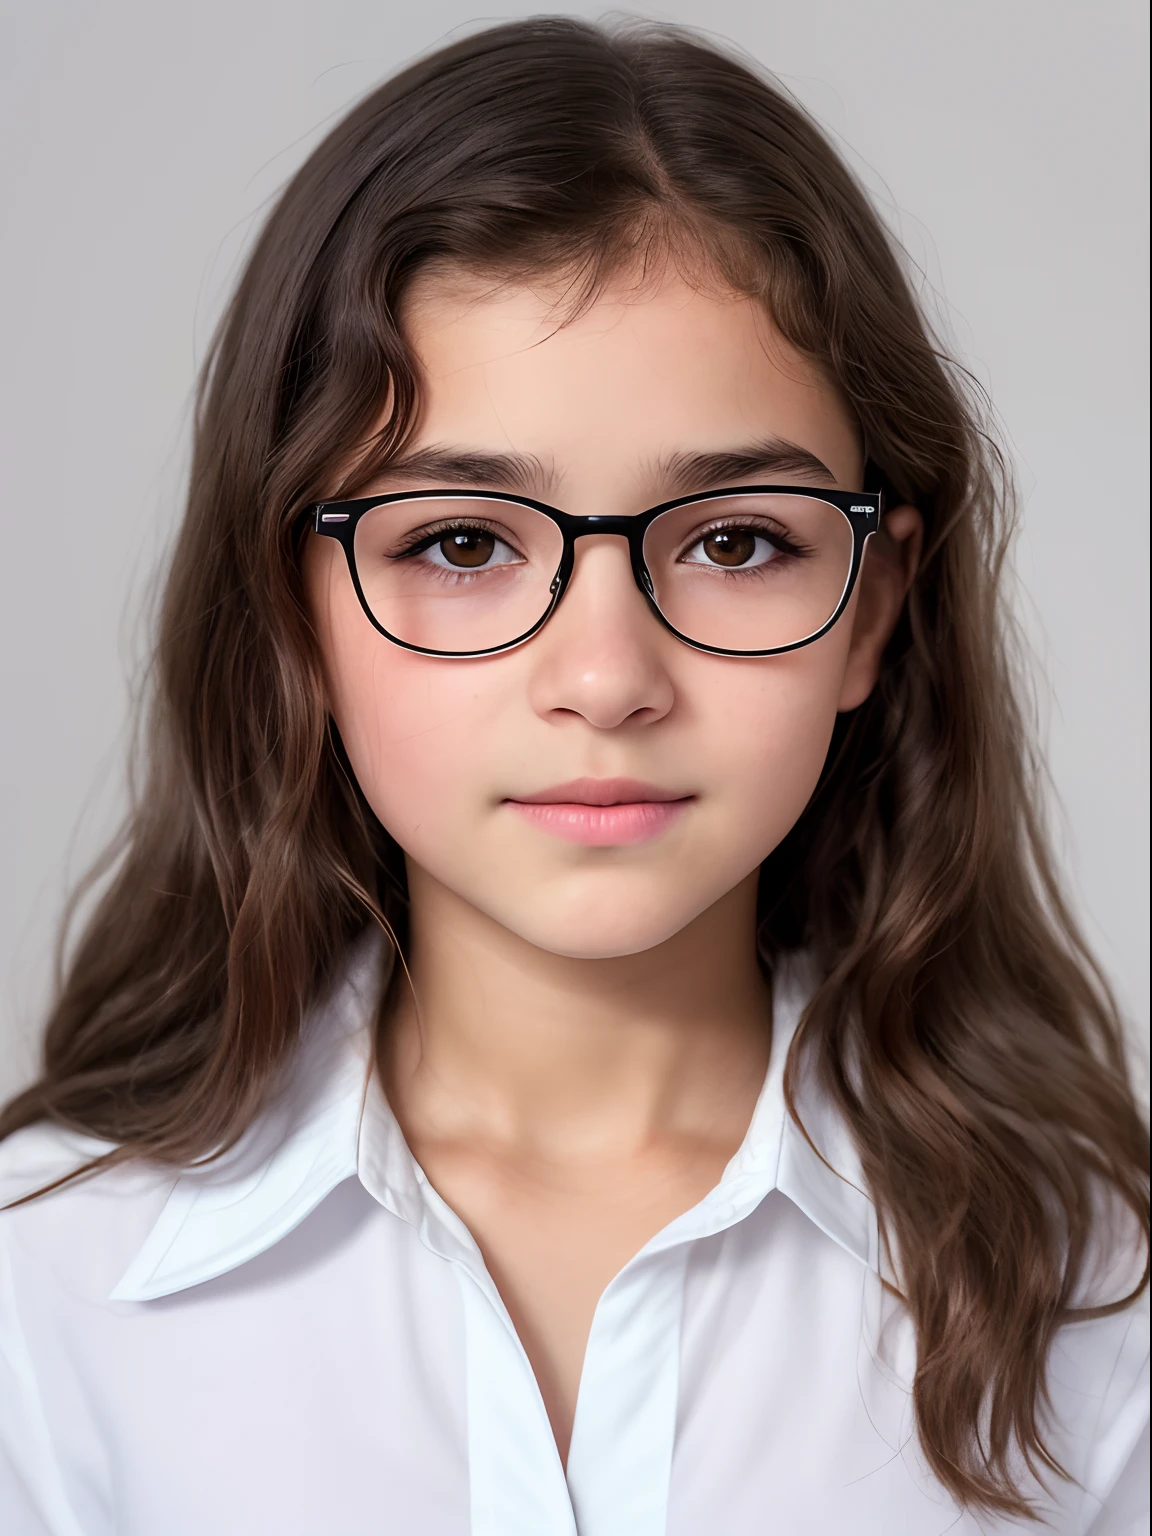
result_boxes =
[560,515,653,601]
[562,515,651,588]
[563,513,642,539]
[554,510,656,608]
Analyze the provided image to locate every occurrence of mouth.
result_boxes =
[503,778,694,847]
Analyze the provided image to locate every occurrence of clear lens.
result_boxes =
[643,494,854,651]
[352,497,563,652]
[349,492,856,655]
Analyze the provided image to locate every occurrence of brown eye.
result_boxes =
[440,529,496,567]
[701,528,757,567]
[679,524,778,572]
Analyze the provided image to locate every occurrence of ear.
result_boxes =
[837,505,923,712]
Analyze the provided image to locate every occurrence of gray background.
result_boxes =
[1,0,1148,1102]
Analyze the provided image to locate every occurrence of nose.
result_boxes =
[525,535,676,730]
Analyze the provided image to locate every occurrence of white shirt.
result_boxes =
[0,933,1147,1536]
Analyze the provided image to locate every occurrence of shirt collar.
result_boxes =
[111,930,877,1303]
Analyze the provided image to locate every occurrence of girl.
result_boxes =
[0,18,1146,1535]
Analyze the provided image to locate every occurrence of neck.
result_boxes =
[381,867,772,1162]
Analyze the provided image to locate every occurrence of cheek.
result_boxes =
[685,632,849,848]
[304,539,495,844]
[324,624,509,845]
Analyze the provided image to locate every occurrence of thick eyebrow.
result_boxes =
[653,438,837,495]
[369,446,558,498]
[368,436,835,502]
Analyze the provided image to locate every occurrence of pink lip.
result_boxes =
[505,778,693,846]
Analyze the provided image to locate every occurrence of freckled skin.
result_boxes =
[302,269,922,1464]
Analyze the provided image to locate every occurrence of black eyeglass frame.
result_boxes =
[307,482,883,659]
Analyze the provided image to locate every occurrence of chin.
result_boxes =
[516,924,689,962]
[494,884,716,961]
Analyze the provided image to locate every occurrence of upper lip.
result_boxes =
[508,778,692,806]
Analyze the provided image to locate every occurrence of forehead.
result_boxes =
[398,269,862,494]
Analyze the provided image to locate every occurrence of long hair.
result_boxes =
[2,18,1146,1518]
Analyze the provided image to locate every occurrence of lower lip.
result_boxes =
[506,799,691,846]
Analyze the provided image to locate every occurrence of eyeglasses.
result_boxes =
[308,483,882,658]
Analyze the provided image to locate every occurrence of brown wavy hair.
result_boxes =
[2,16,1146,1519]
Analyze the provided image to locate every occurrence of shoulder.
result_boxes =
[1043,1187,1150,1523]
[0,1120,114,1202]
[1049,1282,1149,1527]
[0,1122,177,1303]
[0,1126,182,1532]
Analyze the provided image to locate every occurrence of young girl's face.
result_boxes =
[304,268,904,959]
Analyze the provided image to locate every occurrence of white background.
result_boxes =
[0,0,1147,1101]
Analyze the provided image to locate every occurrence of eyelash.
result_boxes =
[393,515,813,564]
[676,517,813,563]
[393,518,526,561]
